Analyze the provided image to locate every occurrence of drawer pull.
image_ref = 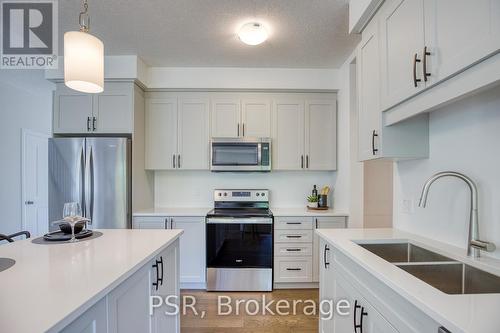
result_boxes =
[286,222,302,225]
[286,235,302,239]
[286,248,302,252]
[286,268,302,271]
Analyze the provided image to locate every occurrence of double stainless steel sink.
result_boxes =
[358,242,500,295]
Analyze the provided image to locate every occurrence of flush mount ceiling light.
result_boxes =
[238,22,268,46]
[64,0,104,93]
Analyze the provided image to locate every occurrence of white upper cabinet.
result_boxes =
[145,98,178,170]
[146,93,209,170]
[273,96,337,170]
[380,0,426,110]
[272,99,305,170]
[305,100,337,170]
[178,98,210,170]
[211,98,241,138]
[358,17,383,161]
[424,0,500,85]
[241,99,272,137]
[53,82,133,134]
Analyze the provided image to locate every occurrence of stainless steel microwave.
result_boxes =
[210,138,271,172]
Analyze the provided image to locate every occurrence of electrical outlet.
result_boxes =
[401,199,415,214]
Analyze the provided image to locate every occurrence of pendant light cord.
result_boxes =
[79,0,90,32]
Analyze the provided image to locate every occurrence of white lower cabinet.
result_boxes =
[133,215,206,288]
[319,237,444,333]
[274,216,347,286]
[60,240,180,333]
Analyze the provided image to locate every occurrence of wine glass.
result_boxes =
[63,202,82,242]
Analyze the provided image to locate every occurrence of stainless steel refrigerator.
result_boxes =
[48,137,131,230]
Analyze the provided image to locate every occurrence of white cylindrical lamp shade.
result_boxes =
[64,31,104,93]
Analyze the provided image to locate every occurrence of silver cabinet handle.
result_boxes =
[87,117,91,131]
[92,117,97,131]
[306,155,309,169]
[172,154,176,168]
[178,155,181,169]
[301,155,304,169]
[242,123,245,137]
[164,218,168,229]
[25,201,34,205]
[170,218,174,229]
[315,218,318,229]
[237,123,240,137]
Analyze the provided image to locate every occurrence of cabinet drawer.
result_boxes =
[274,257,312,283]
[274,243,313,257]
[275,230,313,243]
[275,217,313,230]
[133,216,168,229]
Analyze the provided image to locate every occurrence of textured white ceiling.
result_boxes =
[58,0,360,68]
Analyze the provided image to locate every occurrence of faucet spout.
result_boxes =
[418,171,495,258]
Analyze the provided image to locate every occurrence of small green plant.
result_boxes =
[307,195,319,203]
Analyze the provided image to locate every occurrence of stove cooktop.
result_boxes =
[206,208,273,218]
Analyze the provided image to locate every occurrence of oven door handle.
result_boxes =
[206,217,273,224]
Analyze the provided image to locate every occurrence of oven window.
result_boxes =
[206,223,272,268]
[212,143,258,166]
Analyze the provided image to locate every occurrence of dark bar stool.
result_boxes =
[0,231,31,243]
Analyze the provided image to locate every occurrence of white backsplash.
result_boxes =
[155,170,337,208]
[394,85,500,259]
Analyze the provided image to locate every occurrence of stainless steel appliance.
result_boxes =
[49,137,131,230]
[210,138,271,172]
[206,189,273,291]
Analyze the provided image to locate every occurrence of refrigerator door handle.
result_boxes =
[89,146,95,223]
[84,144,91,220]
[80,146,86,217]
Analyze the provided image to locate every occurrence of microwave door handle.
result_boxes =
[258,143,262,166]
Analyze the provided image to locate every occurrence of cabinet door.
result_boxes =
[319,238,334,333]
[424,0,500,85]
[178,97,210,170]
[133,216,168,229]
[358,18,383,161]
[380,0,426,110]
[211,98,241,137]
[272,99,305,170]
[305,100,337,170]
[60,298,107,333]
[313,217,347,282]
[93,84,133,133]
[151,240,180,333]
[53,86,93,134]
[107,264,152,333]
[241,99,272,137]
[145,98,178,170]
[171,217,206,285]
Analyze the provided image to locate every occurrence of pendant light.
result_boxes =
[64,0,104,93]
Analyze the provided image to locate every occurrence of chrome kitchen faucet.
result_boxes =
[418,171,496,258]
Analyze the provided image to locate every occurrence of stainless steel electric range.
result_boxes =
[206,189,273,291]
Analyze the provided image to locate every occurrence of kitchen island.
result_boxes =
[0,229,183,333]
[316,228,500,333]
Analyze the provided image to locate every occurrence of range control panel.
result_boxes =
[213,189,269,202]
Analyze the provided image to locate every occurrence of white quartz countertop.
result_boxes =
[133,207,349,217]
[0,229,183,333]
[271,207,348,217]
[133,207,211,216]
[316,228,500,333]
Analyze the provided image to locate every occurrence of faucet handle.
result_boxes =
[471,239,496,252]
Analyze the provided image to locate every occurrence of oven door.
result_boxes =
[206,217,273,268]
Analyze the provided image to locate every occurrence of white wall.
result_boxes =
[0,70,54,234]
[155,171,338,209]
[394,85,500,259]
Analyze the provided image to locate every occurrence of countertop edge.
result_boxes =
[46,229,184,333]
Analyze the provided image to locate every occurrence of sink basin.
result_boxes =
[358,242,454,263]
[0,258,15,272]
[358,242,500,294]
[397,263,500,294]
